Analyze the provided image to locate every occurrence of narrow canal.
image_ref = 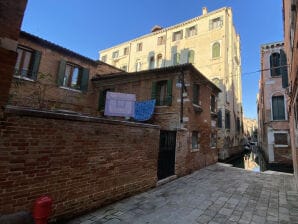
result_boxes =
[223,146,293,173]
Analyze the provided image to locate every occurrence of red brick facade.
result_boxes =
[0,106,159,221]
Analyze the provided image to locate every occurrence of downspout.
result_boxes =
[128,42,132,71]
[180,69,185,124]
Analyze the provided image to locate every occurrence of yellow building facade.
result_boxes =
[99,7,243,158]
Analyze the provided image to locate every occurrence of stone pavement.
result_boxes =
[67,163,298,224]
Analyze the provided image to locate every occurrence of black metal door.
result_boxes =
[157,131,176,180]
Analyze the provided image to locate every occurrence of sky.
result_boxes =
[21,0,284,119]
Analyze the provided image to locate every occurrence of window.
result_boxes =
[157,36,165,45]
[123,47,129,56]
[172,30,183,41]
[272,95,285,120]
[225,110,230,129]
[157,54,163,68]
[274,133,288,146]
[270,52,281,77]
[151,80,172,106]
[210,133,217,148]
[135,60,141,71]
[192,84,200,105]
[112,50,119,59]
[173,53,180,65]
[280,50,288,88]
[236,117,241,133]
[149,56,155,69]
[211,95,216,113]
[101,55,107,62]
[212,42,220,58]
[14,46,41,80]
[217,109,222,128]
[187,50,195,64]
[186,26,197,38]
[57,60,89,92]
[136,42,143,52]
[192,131,200,149]
[209,17,223,30]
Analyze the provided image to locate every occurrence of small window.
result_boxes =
[192,131,200,149]
[101,55,107,62]
[112,50,119,59]
[211,95,216,113]
[15,46,41,80]
[274,133,288,146]
[157,36,165,45]
[225,110,230,129]
[272,95,285,120]
[210,17,223,30]
[212,42,220,58]
[123,47,129,55]
[172,30,183,41]
[186,25,197,38]
[193,84,200,105]
[136,42,143,52]
[149,56,155,69]
[157,54,163,68]
[173,53,180,65]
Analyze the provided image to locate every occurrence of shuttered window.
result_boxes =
[280,50,288,88]
[217,110,222,128]
[192,84,200,105]
[272,95,285,120]
[173,53,180,65]
[151,80,172,106]
[212,42,220,58]
[188,50,195,64]
[14,46,41,80]
[270,52,281,77]
[225,110,230,129]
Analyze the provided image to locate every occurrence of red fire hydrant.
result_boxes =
[33,196,53,224]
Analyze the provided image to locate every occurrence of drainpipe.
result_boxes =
[180,69,185,124]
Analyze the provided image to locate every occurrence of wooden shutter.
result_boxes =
[151,81,157,99]
[31,50,41,80]
[280,50,288,88]
[166,79,173,106]
[193,84,198,104]
[57,60,66,86]
[80,67,89,92]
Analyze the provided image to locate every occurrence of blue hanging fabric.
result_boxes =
[134,99,156,121]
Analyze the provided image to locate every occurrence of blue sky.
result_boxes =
[21,0,283,119]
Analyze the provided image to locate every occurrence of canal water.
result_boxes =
[224,147,293,173]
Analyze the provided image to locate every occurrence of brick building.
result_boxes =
[9,31,122,114]
[92,63,221,178]
[258,42,292,166]
[283,0,298,185]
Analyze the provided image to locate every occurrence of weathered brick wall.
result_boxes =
[9,33,121,115]
[0,107,159,221]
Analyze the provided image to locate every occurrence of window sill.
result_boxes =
[271,119,287,122]
[155,105,170,108]
[13,75,35,82]
[59,86,82,93]
[274,144,289,148]
[191,148,200,152]
[193,104,203,113]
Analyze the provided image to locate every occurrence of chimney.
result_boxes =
[202,7,207,15]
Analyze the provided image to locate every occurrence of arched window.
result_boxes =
[212,42,220,58]
[173,53,180,65]
[272,94,285,120]
[270,52,281,77]
[188,50,195,64]
[149,56,155,69]
[156,54,162,68]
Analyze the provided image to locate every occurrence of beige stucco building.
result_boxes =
[99,7,243,159]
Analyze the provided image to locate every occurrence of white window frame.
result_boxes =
[273,131,289,147]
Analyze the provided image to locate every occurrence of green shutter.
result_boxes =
[166,79,173,106]
[31,50,41,80]
[193,84,198,104]
[188,50,195,64]
[80,67,89,92]
[280,50,289,88]
[57,60,66,86]
[98,90,105,111]
[151,81,157,99]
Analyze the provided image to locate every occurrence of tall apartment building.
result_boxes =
[258,42,292,166]
[99,7,243,158]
